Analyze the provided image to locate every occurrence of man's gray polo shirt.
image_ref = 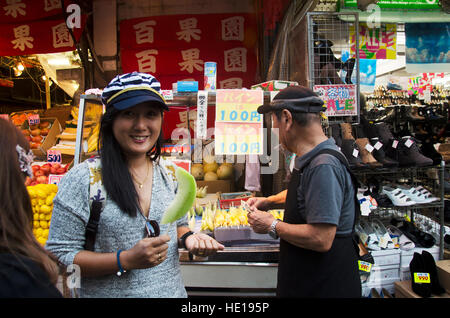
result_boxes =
[293,138,355,236]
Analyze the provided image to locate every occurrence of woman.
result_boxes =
[46,72,224,297]
[0,118,62,297]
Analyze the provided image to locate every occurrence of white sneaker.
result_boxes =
[382,186,416,206]
[414,185,439,203]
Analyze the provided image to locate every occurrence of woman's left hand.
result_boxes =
[185,233,225,257]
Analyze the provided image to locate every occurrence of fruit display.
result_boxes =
[27,184,58,246]
[21,120,53,150]
[161,167,197,225]
[196,186,208,198]
[50,122,100,155]
[11,111,40,127]
[26,163,68,186]
[191,160,234,181]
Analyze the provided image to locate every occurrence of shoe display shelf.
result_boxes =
[354,164,447,260]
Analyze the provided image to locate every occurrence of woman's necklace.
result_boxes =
[130,159,150,189]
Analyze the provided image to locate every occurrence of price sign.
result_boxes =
[358,260,373,273]
[47,150,62,164]
[196,90,208,139]
[48,174,64,185]
[0,114,9,121]
[413,272,431,284]
[28,114,40,126]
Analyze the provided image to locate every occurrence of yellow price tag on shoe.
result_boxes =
[358,260,372,273]
[413,272,431,284]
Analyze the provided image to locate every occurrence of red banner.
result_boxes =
[0,0,71,24]
[0,16,85,56]
[120,13,258,90]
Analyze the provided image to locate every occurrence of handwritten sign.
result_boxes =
[196,90,208,139]
[350,23,397,60]
[215,89,263,155]
[28,114,40,126]
[313,84,357,117]
[48,174,64,185]
[47,150,62,164]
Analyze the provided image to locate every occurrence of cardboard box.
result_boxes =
[251,80,299,91]
[437,260,450,294]
[394,280,450,298]
[196,180,233,194]
[28,118,62,159]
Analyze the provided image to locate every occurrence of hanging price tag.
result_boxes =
[392,140,399,149]
[358,260,372,273]
[365,143,374,153]
[47,150,62,164]
[196,90,208,139]
[374,141,383,150]
[404,138,414,148]
[352,148,359,158]
[413,272,431,284]
[28,114,40,126]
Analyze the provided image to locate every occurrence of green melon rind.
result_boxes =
[161,167,197,225]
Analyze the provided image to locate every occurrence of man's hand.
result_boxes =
[246,197,271,211]
[247,210,275,234]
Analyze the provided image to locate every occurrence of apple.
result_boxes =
[29,124,39,130]
[31,135,43,143]
[56,167,66,175]
[30,181,38,186]
[50,166,57,174]
[41,164,51,175]
[32,165,40,173]
[34,169,44,177]
[21,129,30,136]
[24,176,32,186]
[30,129,41,136]
[52,163,61,170]
[25,135,32,142]
[39,121,50,129]
[36,175,48,184]
[40,128,49,136]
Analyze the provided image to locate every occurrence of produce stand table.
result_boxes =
[179,244,279,296]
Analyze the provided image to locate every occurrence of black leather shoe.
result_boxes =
[340,139,368,169]
[396,137,433,167]
[369,137,399,168]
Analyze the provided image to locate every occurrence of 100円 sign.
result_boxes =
[215,89,263,155]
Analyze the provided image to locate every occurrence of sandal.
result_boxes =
[382,186,416,206]
[414,185,439,203]
[371,219,395,249]
[386,224,415,250]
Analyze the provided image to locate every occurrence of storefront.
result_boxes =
[0,0,449,299]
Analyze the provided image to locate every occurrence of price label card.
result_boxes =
[161,90,174,100]
[404,138,414,148]
[365,143,374,153]
[48,174,64,185]
[196,90,208,139]
[47,150,62,164]
[358,260,372,273]
[392,140,399,149]
[352,148,359,158]
[374,141,383,150]
[413,272,431,284]
[28,114,40,126]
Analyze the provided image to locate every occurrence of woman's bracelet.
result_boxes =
[179,231,194,249]
[116,249,127,276]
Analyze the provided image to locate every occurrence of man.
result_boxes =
[247,86,361,298]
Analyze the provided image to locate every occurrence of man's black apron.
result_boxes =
[277,149,362,298]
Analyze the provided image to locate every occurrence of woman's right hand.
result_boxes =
[247,197,271,211]
[121,235,170,270]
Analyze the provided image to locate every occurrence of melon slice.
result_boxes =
[161,167,197,225]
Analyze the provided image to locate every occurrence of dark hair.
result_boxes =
[0,119,59,284]
[98,105,163,217]
[274,110,321,127]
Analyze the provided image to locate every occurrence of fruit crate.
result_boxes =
[219,192,252,209]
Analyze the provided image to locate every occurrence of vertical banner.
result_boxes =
[214,89,263,155]
[350,23,397,60]
[196,90,208,139]
[313,84,357,117]
[405,23,450,73]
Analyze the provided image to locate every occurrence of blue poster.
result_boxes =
[405,23,450,73]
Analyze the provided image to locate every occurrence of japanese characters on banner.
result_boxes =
[214,90,263,155]
[350,23,397,60]
[0,0,84,56]
[407,73,444,96]
[120,13,257,89]
[313,85,357,117]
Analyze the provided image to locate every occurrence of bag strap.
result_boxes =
[298,148,361,236]
[84,158,106,251]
